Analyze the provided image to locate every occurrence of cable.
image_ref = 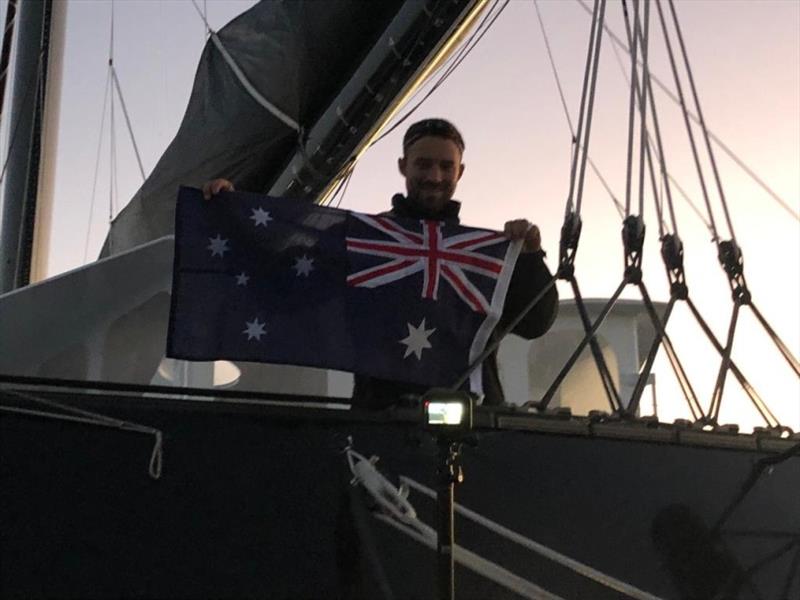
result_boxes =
[622,0,641,218]
[83,69,111,262]
[667,0,737,244]
[575,0,798,223]
[534,0,624,218]
[111,67,146,181]
[564,0,602,217]
[654,0,719,242]
[573,0,608,216]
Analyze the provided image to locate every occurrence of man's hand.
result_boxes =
[202,178,235,200]
[504,219,541,253]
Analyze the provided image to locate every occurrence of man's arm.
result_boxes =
[500,219,558,339]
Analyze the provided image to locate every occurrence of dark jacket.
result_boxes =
[351,194,558,408]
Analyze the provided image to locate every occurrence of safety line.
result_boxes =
[3,389,163,479]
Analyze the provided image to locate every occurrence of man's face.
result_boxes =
[399,136,465,214]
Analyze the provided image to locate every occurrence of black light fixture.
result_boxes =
[422,388,474,430]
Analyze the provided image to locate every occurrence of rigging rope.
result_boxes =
[653,0,719,242]
[533,0,624,218]
[635,0,650,218]
[111,68,146,181]
[622,0,641,218]
[666,0,737,245]
[575,0,798,223]
[83,69,111,262]
[564,0,606,217]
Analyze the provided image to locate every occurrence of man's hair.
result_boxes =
[402,118,465,155]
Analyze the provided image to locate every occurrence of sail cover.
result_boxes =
[101,0,480,257]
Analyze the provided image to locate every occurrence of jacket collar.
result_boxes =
[390,193,461,222]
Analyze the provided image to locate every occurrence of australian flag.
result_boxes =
[167,187,521,394]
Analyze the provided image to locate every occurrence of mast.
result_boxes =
[0,0,65,293]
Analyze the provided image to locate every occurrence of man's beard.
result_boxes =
[407,183,453,216]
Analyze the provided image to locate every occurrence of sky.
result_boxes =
[1,0,798,430]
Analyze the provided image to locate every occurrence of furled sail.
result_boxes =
[100,0,482,257]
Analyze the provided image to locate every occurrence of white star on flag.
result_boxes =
[208,234,230,257]
[250,207,273,227]
[293,255,315,277]
[243,317,267,341]
[399,318,435,360]
[235,272,250,286]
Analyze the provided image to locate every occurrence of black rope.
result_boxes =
[534,0,624,218]
[621,0,640,218]
[635,0,651,218]
[684,298,780,428]
[573,0,607,216]
[748,301,800,378]
[654,0,720,242]
[537,278,626,412]
[708,300,742,423]
[666,0,737,244]
[564,0,602,217]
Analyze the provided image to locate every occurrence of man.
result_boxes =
[203,118,558,407]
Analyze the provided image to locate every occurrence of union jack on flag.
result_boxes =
[168,188,522,393]
[346,214,508,314]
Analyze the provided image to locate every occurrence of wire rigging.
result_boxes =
[666,0,737,245]
[575,0,798,223]
[533,0,624,218]
[83,69,111,262]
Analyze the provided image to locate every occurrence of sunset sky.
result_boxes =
[2,0,797,430]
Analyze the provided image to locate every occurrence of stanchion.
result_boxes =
[422,389,474,600]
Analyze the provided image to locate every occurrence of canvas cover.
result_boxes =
[100,0,477,258]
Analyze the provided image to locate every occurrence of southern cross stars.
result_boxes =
[293,255,314,277]
[243,317,266,341]
[250,207,273,227]
[235,272,250,286]
[399,318,435,360]
[208,234,230,257]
